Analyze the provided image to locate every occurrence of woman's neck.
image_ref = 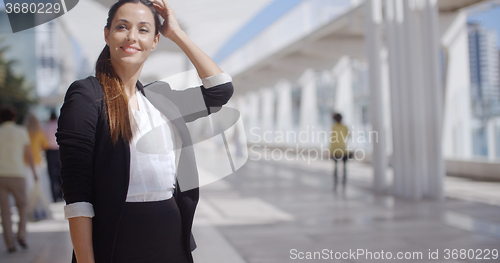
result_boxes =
[111,60,144,98]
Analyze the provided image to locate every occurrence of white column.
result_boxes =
[332,57,355,126]
[246,92,261,144]
[423,0,445,200]
[406,0,429,199]
[381,48,393,171]
[441,11,473,159]
[260,88,276,144]
[385,0,445,200]
[385,0,404,196]
[487,119,497,160]
[298,69,318,147]
[393,0,414,199]
[276,80,294,146]
[364,0,387,192]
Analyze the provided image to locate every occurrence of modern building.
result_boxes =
[468,22,500,118]
[0,9,82,114]
[0,11,37,89]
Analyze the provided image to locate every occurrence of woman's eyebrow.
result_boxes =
[116,19,151,26]
[116,19,130,23]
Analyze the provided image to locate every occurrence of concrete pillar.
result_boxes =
[260,88,276,144]
[385,0,444,200]
[423,0,445,200]
[441,11,473,159]
[384,0,405,196]
[393,0,414,199]
[364,0,387,192]
[298,69,318,147]
[487,119,497,160]
[276,80,294,146]
[332,56,354,127]
[246,92,261,143]
[404,0,427,199]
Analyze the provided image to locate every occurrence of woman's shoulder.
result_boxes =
[66,76,104,99]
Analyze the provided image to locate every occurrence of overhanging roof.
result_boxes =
[96,0,274,56]
[230,0,490,96]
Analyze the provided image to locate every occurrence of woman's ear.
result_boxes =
[151,33,160,51]
[104,27,110,46]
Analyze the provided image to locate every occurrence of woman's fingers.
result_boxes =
[151,0,165,14]
[151,0,174,20]
[151,0,180,39]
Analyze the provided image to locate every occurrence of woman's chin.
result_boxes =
[115,57,146,67]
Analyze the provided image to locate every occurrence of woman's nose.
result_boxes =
[127,31,137,42]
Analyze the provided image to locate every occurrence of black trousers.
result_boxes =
[45,149,62,202]
[112,197,190,263]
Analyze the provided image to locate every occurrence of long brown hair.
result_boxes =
[24,113,43,136]
[95,0,161,144]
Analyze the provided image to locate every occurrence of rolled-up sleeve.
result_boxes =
[56,79,98,207]
[201,72,232,89]
[64,201,95,219]
[199,72,234,112]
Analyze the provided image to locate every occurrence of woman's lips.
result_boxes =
[121,46,140,54]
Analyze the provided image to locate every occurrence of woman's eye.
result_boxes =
[140,28,149,33]
[116,25,127,30]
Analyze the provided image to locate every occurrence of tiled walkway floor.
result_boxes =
[1,153,500,262]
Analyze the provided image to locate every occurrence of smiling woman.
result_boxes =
[97,0,162,144]
[55,0,234,262]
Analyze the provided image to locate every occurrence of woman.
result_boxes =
[24,114,52,204]
[43,110,63,202]
[56,0,234,262]
[329,113,349,189]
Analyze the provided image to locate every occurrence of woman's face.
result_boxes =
[104,2,159,68]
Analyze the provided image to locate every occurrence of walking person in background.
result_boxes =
[329,113,349,190]
[24,114,52,204]
[44,110,63,202]
[0,105,38,253]
[57,0,233,262]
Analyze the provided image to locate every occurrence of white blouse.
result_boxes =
[126,89,176,202]
[64,72,232,219]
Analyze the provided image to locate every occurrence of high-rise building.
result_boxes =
[468,22,500,117]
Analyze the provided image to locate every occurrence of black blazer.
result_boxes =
[56,76,233,263]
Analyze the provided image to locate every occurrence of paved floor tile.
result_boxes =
[1,153,499,263]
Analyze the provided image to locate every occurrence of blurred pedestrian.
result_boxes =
[24,114,52,204]
[0,105,38,253]
[44,110,63,202]
[56,0,233,262]
[329,113,349,189]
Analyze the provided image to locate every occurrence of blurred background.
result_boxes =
[1,0,500,262]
